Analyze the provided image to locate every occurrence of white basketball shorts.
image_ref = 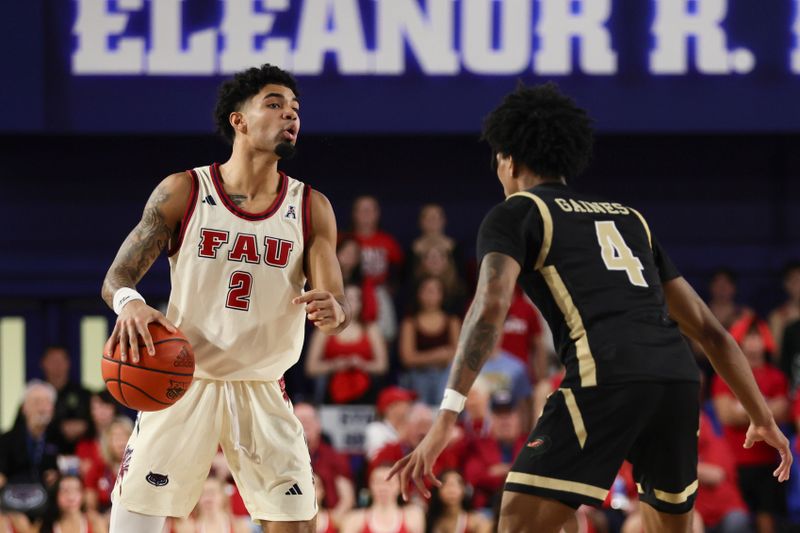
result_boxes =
[112,378,316,522]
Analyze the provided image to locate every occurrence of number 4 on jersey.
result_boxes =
[595,221,648,288]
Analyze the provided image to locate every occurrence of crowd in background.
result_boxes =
[1,195,799,533]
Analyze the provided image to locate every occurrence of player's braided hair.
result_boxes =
[481,82,593,181]
[214,64,299,144]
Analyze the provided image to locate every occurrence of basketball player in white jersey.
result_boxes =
[100,64,349,533]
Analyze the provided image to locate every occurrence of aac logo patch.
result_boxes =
[146,472,169,487]
[526,435,551,456]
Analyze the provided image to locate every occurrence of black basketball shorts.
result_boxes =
[505,381,700,514]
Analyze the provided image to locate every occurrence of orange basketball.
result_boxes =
[102,323,195,411]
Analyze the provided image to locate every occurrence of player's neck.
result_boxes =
[516,174,565,193]
[220,150,281,196]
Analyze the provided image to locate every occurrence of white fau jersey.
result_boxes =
[166,163,311,381]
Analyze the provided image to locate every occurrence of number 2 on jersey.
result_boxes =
[594,221,648,287]
[226,271,253,311]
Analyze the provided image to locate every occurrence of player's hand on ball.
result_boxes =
[744,420,793,482]
[104,300,177,363]
[293,289,346,334]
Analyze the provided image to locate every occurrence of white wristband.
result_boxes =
[440,388,467,413]
[113,288,146,315]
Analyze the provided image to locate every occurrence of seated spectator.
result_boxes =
[84,416,133,515]
[370,404,460,480]
[478,342,533,431]
[40,346,92,454]
[500,286,546,383]
[314,472,338,533]
[305,283,388,404]
[426,469,491,533]
[463,391,527,511]
[410,204,463,274]
[337,237,378,323]
[414,244,467,316]
[597,461,638,533]
[294,403,355,524]
[74,391,119,479]
[191,477,250,533]
[349,195,403,340]
[36,475,105,533]
[365,387,416,460]
[769,261,800,355]
[531,367,566,429]
[0,380,59,490]
[208,450,251,530]
[459,376,491,440]
[707,269,753,330]
[399,276,461,405]
[712,315,789,533]
[339,464,424,533]
[695,412,750,533]
[781,319,800,391]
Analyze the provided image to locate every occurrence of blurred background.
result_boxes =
[2,1,800,532]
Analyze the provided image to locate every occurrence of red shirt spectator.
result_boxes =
[500,286,543,375]
[695,412,748,528]
[712,366,788,465]
[350,195,404,287]
[311,440,353,510]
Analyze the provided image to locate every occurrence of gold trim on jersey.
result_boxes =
[507,472,608,501]
[541,266,597,387]
[629,208,652,248]
[507,192,553,270]
[636,480,698,504]
[560,388,587,449]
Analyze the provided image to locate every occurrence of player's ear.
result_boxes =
[229,112,246,136]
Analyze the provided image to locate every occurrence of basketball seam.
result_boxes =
[134,338,190,348]
[116,359,127,406]
[102,356,194,377]
[103,378,173,406]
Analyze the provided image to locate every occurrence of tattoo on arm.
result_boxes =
[101,184,174,307]
[447,253,512,392]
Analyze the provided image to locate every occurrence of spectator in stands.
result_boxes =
[410,204,463,272]
[364,387,416,460]
[190,477,250,533]
[337,237,378,324]
[40,346,92,454]
[500,285,546,383]
[769,262,800,355]
[478,341,533,431]
[75,391,119,479]
[349,195,403,340]
[370,403,459,480]
[294,402,355,524]
[695,411,750,533]
[37,474,105,533]
[463,391,526,511]
[531,366,566,429]
[712,315,789,533]
[0,380,59,490]
[399,276,461,405]
[707,269,753,330]
[208,450,251,531]
[314,472,338,533]
[84,416,133,515]
[782,319,800,391]
[425,469,492,533]
[339,464,425,533]
[305,283,388,404]
[414,244,467,316]
[459,376,491,439]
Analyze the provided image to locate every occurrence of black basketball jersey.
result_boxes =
[477,182,699,388]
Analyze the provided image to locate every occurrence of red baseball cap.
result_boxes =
[376,386,417,415]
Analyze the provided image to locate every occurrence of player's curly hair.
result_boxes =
[213,64,299,144]
[481,82,593,180]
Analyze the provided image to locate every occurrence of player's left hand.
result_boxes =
[293,289,346,334]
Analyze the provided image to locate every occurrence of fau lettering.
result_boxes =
[199,228,294,268]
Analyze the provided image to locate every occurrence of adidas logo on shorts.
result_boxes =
[284,483,303,496]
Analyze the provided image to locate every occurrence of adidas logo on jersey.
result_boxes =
[202,195,217,206]
[285,483,303,496]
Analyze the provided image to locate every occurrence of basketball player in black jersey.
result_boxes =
[388,84,792,533]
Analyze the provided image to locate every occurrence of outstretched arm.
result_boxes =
[294,189,350,335]
[101,173,191,361]
[388,252,520,499]
[664,276,792,481]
